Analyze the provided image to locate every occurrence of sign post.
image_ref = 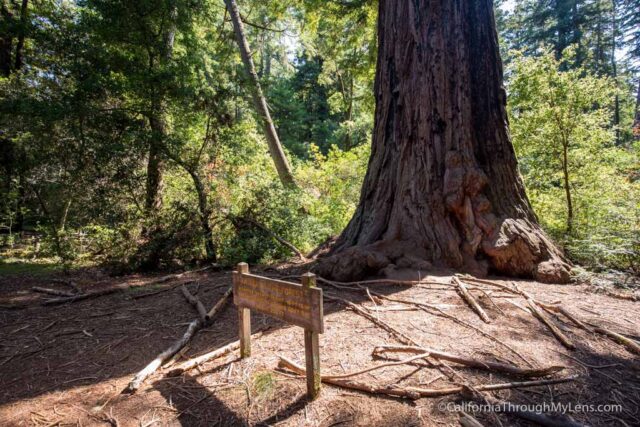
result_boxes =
[233,262,323,399]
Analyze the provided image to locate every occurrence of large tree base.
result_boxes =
[315,218,571,284]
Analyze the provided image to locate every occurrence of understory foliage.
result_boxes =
[508,50,639,271]
[0,0,638,274]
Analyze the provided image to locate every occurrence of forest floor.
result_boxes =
[0,262,639,427]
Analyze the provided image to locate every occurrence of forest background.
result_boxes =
[0,0,638,275]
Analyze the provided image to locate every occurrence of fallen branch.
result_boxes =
[206,287,232,321]
[372,346,564,378]
[368,293,534,367]
[453,277,491,323]
[130,280,194,300]
[124,286,230,393]
[52,279,82,294]
[168,329,267,376]
[537,303,592,332]
[32,287,76,297]
[277,356,577,400]
[43,266,213,306]
[526,298,575,350]
[43,287,122,306]
[324,294,418,346]
[592,326,640,355]
[125,318,202,393]
[181,285,208,322]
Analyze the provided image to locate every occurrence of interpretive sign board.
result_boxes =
[233,263,323,399]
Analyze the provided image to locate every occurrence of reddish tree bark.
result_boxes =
[317,0,571,283]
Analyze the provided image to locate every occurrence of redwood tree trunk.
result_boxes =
[317,0,571,284]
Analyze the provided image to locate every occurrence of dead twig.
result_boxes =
[453,277,491,323]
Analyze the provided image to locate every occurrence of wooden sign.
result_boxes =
[233,263,323,399]
[233,270,323,333]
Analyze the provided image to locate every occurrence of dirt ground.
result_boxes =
[0,265,639,427]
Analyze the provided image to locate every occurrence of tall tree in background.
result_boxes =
[224,0,296,188]
[317,0,571,283]
[618,0,640,139]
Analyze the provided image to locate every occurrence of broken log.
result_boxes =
[453,277,492,323]
[372,346,565,378]
[277,356,577,399]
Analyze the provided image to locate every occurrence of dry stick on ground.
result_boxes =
[537,303,593,332]
[125,318,202,393]
[32,287,76,297]
[459,277,577,349]
[168,329,267,376]
[42,266,213,306]
[452,277,492,323]
[526,298,576,350]
[461,275,640,357]
[317,276,448,288]
[371,346,565,378]
[277,356,577,400]
[367,291,535,367]
[206,287,233,319]
[124,286,232,393]
[52,279,82,294]
[590,325,640,355]
[181,285,208,322]
[130,280,195,300]
[324,294,418,347]
[324,293,462,382]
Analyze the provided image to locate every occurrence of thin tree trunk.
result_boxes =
[317,0,571,284]
[611,0,621,145]
[14,0,28,70]
[561,139,573,234]
[224,0,296,188]
[0,2,14,78]
[188,169,216,261]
